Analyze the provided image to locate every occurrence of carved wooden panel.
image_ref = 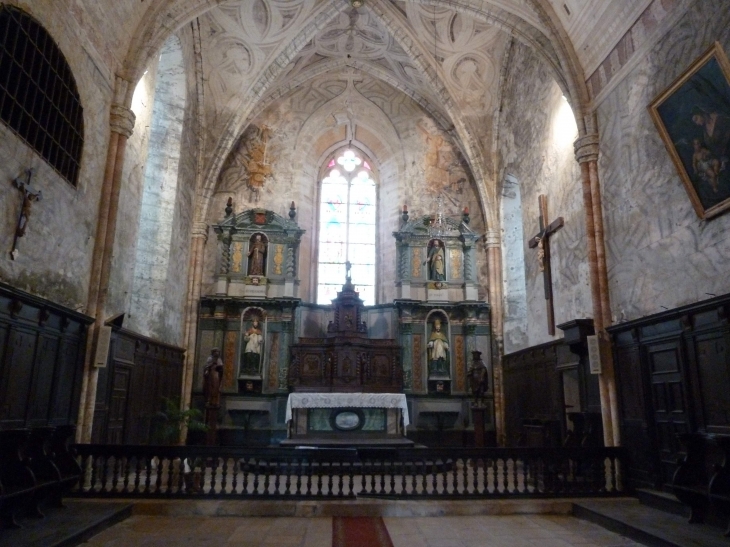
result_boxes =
[695,335,730,429]
[268,333,280,390]
[92,328,184,445]
[412,335,423,392]
[454,335,465,392]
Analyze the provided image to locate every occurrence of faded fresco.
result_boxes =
[203,69,489,304]
[598,0,730,323]
[499,43,590,352]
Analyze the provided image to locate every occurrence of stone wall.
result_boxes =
[498,43,590,353]
[0,2,114,311]
[127,35,187,344]
[598,0,730,321]
[109,60,157,321]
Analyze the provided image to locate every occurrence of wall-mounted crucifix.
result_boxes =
[10,169,42,260]
[528,194,563,335]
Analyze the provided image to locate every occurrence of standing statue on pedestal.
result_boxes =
[203,348,224,406]
[247,234,267,276]
[241,318,263,375]
[467,351,489,407]
[425,239,446,281]
[427,318,449,377]
[203,348,224,445]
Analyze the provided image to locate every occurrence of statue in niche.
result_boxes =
[424,239,446,281]
[247,233,267,276]
[241,317,263,376]
[427,317,450,377]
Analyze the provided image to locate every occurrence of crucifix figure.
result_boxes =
[528,194,564,335]
[10,169,42,261]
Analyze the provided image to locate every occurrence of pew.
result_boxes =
[0,426,83,529]
[673,432,730,536]
[0,429,36,528]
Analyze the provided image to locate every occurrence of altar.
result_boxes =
[282,392,412,447]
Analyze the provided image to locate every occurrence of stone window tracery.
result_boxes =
[317,149,376,305]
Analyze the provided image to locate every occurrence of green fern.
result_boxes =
[154,397,207,445]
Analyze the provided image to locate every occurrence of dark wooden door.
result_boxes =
[615,343,660,487]
[646,340,692,485]
[0,328,37,427]
[107,366,132,444]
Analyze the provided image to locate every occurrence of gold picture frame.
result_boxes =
[648,42,730,219]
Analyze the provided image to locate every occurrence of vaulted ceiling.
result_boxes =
[54,0,655,222]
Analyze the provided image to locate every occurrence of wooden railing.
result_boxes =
[71,445,630,500]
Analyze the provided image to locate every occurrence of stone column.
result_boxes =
[180,221,209,432]
[77,88,136,443]
[484,229,505,445]
[574,133,619,447]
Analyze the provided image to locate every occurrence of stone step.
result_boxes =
[573,498,727,547]
[0,500,132,547]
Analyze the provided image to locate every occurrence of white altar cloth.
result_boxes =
[285,393,410,427]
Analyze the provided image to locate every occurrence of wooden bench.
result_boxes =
[0,429,37,528]
[673,432,730,536]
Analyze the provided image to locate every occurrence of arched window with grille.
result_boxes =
[317,149,377,305]
[0,6,84,186]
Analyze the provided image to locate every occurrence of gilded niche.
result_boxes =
[450,248,462,279]
[411,247,422,278]
[231,242,243,273]
[273,244,284,275]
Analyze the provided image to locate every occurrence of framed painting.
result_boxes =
[649,42,730,219]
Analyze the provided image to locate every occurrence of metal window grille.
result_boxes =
[0,6,84,186]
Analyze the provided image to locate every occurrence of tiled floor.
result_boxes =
[80,515,644,547]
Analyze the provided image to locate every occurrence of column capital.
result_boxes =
[484,229,501,249]
[110,104,136,138]
[192,222,209,240]
[574,133,600,164]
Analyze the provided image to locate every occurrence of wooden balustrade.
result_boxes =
[70,445,629,500]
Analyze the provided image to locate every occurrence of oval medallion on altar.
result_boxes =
[331,409,364,431]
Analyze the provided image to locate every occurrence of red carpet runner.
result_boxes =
[332,517,395,547]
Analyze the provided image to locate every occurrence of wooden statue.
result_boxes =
[467,351,489,407]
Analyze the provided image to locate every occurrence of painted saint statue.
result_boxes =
[427,318,450,377]
[241,318,263,375]
[247,234,267,276]
[425,239,446,281]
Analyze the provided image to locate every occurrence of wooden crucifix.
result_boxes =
[528,194,564,335]
[10,169,42,261]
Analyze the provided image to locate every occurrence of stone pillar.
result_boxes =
[574,132,619,447]
[77,86,136,443]
[180,221,209,433]
[484,229,505,445]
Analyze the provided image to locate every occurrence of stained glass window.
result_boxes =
[317,150,376,305]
